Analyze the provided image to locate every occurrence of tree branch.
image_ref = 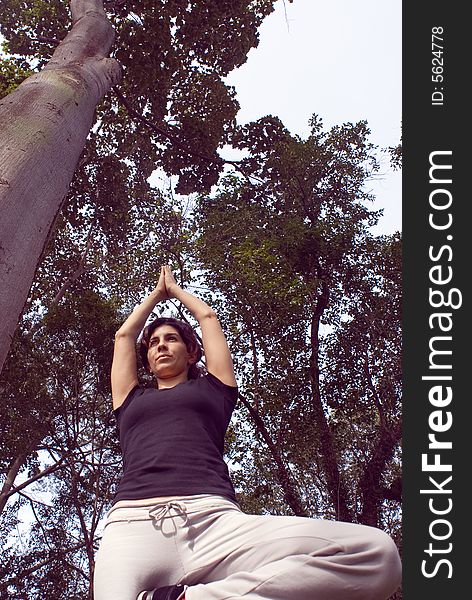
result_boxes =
[113,89,265,185]
[364,354,385,426]
[238,392,308,517]
[308,289,353,522]
[0,542,88,590]
[2,456,67,503]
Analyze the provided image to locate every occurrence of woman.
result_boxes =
[94,266,402,600]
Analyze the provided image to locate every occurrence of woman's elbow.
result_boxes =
[114,328,135,341]
[199,309,218,322]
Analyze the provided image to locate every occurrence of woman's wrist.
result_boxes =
[150,287,168,303]
[165,282,181,299]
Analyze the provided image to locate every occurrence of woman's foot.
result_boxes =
[137,584,186,600]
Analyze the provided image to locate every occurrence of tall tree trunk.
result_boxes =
[309,283,353,522]
[239,394,308,517]
[0,0,121,373]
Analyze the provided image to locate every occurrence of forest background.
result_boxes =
[0,1,402,598]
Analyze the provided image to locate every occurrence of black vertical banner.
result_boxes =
[403,2,467,599]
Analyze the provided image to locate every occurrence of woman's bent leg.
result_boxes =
[184,511,401,600]
[94,518,184,600]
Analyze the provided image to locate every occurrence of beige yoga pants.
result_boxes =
[94,494,401,600]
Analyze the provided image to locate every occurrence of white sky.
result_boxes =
[225,0,402,235]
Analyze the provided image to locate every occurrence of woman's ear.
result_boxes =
[187,349,199,365]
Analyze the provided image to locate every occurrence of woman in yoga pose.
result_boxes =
[93,266,401,600]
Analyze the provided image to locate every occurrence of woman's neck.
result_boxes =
[156,372,189,389]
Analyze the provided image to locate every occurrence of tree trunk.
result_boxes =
[0,0,121,373]
[309,285,353,522]
[359,423,402,527]
[0,452,28,515]
[239,394,308,517]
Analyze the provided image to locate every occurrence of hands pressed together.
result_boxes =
[155,265,180,300]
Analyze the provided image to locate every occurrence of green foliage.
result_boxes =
[0,0,69,59]
[193,115,401,530]
[0,0,284,195]
[0,57,33,99]
[388,139,402,171]
[1,288,122,598]
[0,329,52,468]
[0,2,401,596]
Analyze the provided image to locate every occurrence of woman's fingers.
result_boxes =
[163,266,179,297]
[153,265,168,298]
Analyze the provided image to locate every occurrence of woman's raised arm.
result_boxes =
[163,267,236,388]
[111,267,168,409]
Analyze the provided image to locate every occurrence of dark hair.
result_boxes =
[139,317,203,380]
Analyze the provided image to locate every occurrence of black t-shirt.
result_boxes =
[112,373,238,504]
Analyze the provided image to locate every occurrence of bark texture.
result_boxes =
[0,0,121,373]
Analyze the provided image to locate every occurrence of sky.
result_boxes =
[224,0,402,235]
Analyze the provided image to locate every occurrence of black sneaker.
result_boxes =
[137,584,186,600]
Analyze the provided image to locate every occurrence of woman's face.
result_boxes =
[147,324,195,380]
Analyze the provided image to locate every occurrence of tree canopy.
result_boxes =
[0,0,286,372]
[0,2,402,599]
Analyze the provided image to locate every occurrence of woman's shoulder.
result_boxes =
[113,384,146,417]
[201,372,238,401]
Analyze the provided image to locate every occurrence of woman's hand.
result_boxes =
[152,265,181,300]
[163,265,181,298]
[154,266,170,300]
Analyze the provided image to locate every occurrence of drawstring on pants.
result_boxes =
[148,501,188,534]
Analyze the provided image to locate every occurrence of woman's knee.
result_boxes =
[365,527,402,599]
